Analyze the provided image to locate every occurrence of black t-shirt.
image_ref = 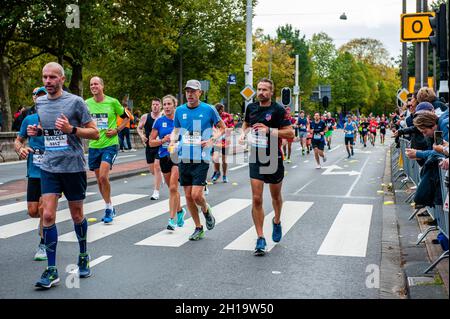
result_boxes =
[144,113,159,149]
[244,102,291,161]
[310,120,326,141]
[360,121,370,132]
[379,121,388,131]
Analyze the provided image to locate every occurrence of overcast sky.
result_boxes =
[254,0,410,60]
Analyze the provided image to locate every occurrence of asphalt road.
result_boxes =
[0,130,391,299]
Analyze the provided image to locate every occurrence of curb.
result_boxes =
[379,146,407,299]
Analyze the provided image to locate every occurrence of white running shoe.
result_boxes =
[34,244,47,261]
[316,164,321,169]
[151,190,160,200]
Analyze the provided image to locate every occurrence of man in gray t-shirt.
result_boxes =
[27,62,99,289]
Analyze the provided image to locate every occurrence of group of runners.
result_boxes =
[15,61,389,290]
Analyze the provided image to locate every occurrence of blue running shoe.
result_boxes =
[176,208,186,227]
[35,267,59,289]
[254,237,267,256]
[211,171,220,183]
[78,254,91,278]
[102,208,115,224]
[272,218,282,242]
[167,218,176,231]
[222,175,229,183]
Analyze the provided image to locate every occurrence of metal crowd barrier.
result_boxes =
[391,139,449,274]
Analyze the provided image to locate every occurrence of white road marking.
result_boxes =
[224,201,313,251]
[345,157,370,197]
[317,204,373,257]
[69,255,112,274]
[135,199,252,247]
[229,164,248,171]
[0,194,146,238]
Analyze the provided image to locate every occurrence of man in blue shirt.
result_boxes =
[14,87,47,261]
[343,115,357,158]
[169,80,226,241]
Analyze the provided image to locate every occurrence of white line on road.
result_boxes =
[328,145,342,152]
[224,201,313,251]
[59,198,186,243]
[292,165,297,169]
[0,192,96,217]
[345,156,370,197]
[69,255,112,274]
[303,160,309,163]
[229,163,248,171]
[317,204,373,257]
[294,180,315,195]
[0,194,146,238]
[135,198,252,247]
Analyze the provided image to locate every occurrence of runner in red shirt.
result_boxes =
[211,103,235,183]
[282,107,296,163]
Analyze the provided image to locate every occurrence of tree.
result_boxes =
[339,38,391,66]
[309,32,337,82]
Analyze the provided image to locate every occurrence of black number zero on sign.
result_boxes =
[412,20,423,33]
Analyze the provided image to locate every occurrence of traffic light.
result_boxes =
[429,4,447,63]
[322,96,329,109]
[281,87,291,106]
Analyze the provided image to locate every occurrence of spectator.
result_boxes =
[12,107,27,131]
[117,103,135,151]
[416,87,448,116]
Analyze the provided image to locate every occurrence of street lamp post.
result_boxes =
[244,0,253,109]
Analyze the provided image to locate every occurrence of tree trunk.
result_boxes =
[69,62,83,97]
[0,55,12,132]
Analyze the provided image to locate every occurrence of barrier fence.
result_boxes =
[391,139,449,274]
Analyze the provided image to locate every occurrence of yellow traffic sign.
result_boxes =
[397,88,409,104]
[240,85,256,101]
[401,12,435,42]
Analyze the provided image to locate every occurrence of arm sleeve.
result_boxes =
[415,150,434,159]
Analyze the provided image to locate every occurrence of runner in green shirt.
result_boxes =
[85,76,129,223]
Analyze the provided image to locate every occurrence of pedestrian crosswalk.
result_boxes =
[0,194,375,257]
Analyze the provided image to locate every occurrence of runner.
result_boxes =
[14,86,47,261]
[309,112,328,169]
[306,114,312,154]
[85,76,129,223]
[281,107,296,163]
[149,95,186,231]
[378,115,388,145]
[27,62,99,289]
[239,78,294,256]
[137,98,163,200]
[369,116,378,146]
[324,112,336,150]
[343,115,357,158]
[211,103,235,183]
[296,110,309,156]
[168,80,226,241]
[359,116,370,147]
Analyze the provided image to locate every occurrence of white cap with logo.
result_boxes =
[184,79,202,91]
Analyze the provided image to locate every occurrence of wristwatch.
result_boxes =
[71,126,78,135]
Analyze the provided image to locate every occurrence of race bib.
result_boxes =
[182,132,201,145]
[92,113,108,130]
[380,126,385,129]
[162,141,170,148]
[300,124,306,130]
[44,129,69,151]
[327,122,332,127]
[32,151,44,167]
[249,129,268,148]
[313,133,322,140]
[363,128,368,132]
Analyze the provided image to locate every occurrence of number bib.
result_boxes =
[182,132,201,145]
[44,129,69,151]
[249,129,268,148]
[313,133,322,140]
[92,113,108,130]
[32,151,44,167]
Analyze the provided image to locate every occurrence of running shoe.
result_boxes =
[176,208,186,227]
[102,208,116,224]
[203,204,215,230]
[211,171,220,183]
[78,254,91,278]
[272,218,282,242]
[302,149,305,155]
[34,244,47,261]
[151,190,160,200]
[254,237,267,256]
[351,149,354,156]
[189,227,205,241]
[167,218,176,231]
[222,175,229,183]
[287,158,291,163]
[316,164,321,169]
[35,267,59,289]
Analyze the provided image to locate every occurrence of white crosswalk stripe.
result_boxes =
[0,192,96,217]
[317,204,373,257]
[0,194,145,238]
[135,198,252,247]
[59,198,186,243]
[224,201,313,251]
